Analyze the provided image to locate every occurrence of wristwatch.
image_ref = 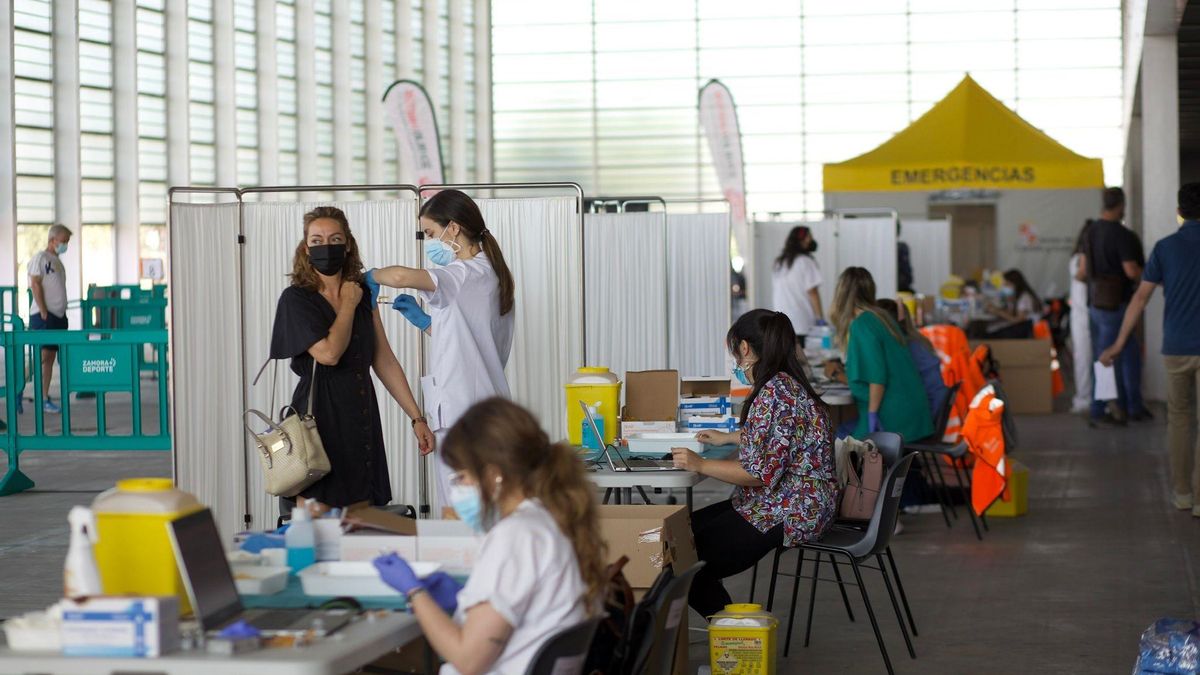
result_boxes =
[411,416,428,428]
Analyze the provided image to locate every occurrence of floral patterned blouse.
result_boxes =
[731,372,839,547]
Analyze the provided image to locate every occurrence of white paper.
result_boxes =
[1093,361,1118,401]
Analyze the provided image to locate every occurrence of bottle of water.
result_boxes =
[285,507,316,572]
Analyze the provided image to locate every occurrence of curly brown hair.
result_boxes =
[290,206,366,291]
[442,398,607,614]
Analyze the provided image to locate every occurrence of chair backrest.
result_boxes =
[867,431,907,468]
[525,617,603,675]
[845,453,916,560]
[933,382,962,438]
[629,562,705,675]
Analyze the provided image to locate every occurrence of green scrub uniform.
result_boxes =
[845,311,936,442]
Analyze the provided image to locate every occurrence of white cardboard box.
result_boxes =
[416,520,482,573]
[683,414,739,432]
[621,420,678,437]
[60,596,179,658]
[339,532,418,562]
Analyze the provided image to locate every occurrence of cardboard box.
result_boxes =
[61,596,180,657]
[596,505,697,589]
[971,339,1053,415]
[416,520,482,573]
[680,377,733,416]
[622,370,681,438]
[986,459,1029,517]
[684,414,739,432]
[339,532,418,562]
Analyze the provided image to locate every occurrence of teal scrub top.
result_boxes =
[845,311,936,442]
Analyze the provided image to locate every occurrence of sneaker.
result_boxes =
[1088,413,1126,428]
[1176,493,1196,510]
[43,400,61,414]
[902,504,943,515]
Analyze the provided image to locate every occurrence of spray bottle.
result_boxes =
[64,506,103,598]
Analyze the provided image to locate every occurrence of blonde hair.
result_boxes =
[830,267,904,347]
[290,206,366,291]
[442,398,607,613]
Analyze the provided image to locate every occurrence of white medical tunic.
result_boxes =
[771,255,822,335]
[419,251,515,432]
[443,499,589,675]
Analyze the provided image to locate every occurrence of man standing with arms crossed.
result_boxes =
[27,224,72,414]
[1101,183,1200,517]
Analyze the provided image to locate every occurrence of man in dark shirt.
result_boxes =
[1101,183,1200,516]
[1076,187,1149,425]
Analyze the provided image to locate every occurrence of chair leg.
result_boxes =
[929,454,960,520]
[766,547,785,612]
[919,452,954,528]
[748,559,758,603]
[885,546,917,637]
[848,554,895,675]
[953,463,984,541]
[877,553,916,659]
[802,555,822,648]
[783,550,806,658]
[828,553,855,622]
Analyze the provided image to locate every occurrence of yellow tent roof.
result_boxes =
[823,76,1104,193]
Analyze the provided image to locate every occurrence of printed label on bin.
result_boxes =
[68,344,133,389]
[711,637,768,675]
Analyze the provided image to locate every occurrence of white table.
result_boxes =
[587,466,707,511]
[0,612,421,675]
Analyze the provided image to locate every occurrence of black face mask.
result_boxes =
[806,240,819,253]
[308,244,347,276]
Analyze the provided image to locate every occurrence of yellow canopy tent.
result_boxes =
[823,75,1104,193]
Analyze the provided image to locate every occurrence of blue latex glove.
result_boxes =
[423,571,463,613]
[239,532,285,553]
[217,620,262,639]
[392,294,432,331]
[365,269,381,305]
[868,412,883,433]
[815,318,828,327]
[373,553,422,595]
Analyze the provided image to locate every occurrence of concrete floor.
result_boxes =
[1,408,1197,673]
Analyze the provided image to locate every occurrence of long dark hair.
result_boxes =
[1003,269,1042,313]
[775,226,814,270]
[442,398,606,614]
[420,189,516,316]
[727,309,827,427]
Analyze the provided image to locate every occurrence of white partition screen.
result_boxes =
[667,213,730,377]
[477,197,583,441]
[900,218,951,296]
[240,200,423,529]
[584,212,668,380]
[836,215,898,301]
[170,202,246,538]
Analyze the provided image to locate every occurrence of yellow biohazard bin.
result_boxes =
[92,478,202,615]
[709,603,779,675]
[564,367,622,447]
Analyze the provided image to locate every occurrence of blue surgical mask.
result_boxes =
[424,231,459,267]
[1000,286,1015,298]
[55,242,68,255]
[733,365,751,386]
[448,483,494,533]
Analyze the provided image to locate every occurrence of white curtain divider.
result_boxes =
[240,200,423,530]
[584,212,668,380]
[170,202,246,539]
[901,218,952,296]
[476,197,582,441]
[836,215,898,300]
[667,212,730,377]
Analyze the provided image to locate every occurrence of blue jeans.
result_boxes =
[1090,305,1143,418]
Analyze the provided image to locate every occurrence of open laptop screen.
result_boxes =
[167,508,244,629]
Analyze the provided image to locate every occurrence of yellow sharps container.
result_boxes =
[564,367,622,447]
[92,478,202,615]
[709,603,779,675]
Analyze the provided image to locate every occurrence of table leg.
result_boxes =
[636,486,654,504]
[686,487,693,512]
[603,488,613,505]
[622,487,633,504]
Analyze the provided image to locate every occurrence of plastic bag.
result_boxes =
[1133,618,1200,675]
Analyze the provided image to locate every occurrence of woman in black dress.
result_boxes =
[270,206,434,508]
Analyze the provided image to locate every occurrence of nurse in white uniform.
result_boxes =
[368,189,516,512]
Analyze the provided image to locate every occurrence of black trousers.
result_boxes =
[688,500,785,618]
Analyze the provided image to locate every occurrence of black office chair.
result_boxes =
[524,617,603,675]
[789,453,918,675]
[626,562,704,675]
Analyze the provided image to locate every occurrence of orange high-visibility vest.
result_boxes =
[1033,319,1065,397]
[922,325,987,442]
[961,385,1007,516]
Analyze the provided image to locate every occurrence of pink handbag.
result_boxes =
[840,439,884,521]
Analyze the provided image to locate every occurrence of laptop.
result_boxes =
[580,400,681,472]
[167,509,354,636]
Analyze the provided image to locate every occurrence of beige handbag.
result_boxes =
[838,437,884,521]
[244,359,331,498]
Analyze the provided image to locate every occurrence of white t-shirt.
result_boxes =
[1015,292,1037,318]
[27,250,67,316]
[419,251,515,432]
[771,255,821,335]
[444,499,589,675]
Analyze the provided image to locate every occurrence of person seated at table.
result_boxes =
[671,309,838,619]
[373,398,605,675]
[877,298,949,423]
[824,267,934,442]
[988,268,1043,322]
